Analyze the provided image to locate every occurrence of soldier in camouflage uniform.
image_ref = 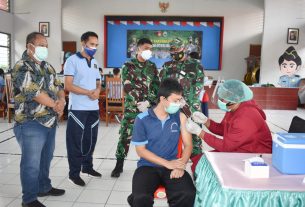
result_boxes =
[160,37,205,161]
[111,38,160,177]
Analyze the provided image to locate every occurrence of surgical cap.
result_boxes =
[217,79,253,103]
[169,38,184,51]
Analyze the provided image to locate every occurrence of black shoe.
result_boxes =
[22,200,46,207]
[37,187,65,197]
[127,194,133,206]
[81,169,102,178]
[68,176,86,187]
[111,159,124,178]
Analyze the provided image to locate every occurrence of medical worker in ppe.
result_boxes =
[186,80,272,172]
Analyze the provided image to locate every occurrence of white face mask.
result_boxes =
[141,50,152,60]
[30,44,48,62]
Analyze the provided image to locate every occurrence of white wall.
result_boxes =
[260,0,305,85]
[0,8,14,71]
[62,0,264,79]
[13,0,62,72]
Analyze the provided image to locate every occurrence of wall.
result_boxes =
[13,0,62,72]
[260,0,305,85]
[0,6,14,71]
[62,0,264,79]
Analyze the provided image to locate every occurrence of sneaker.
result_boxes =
[37,187,65,197]
[81,169,102,178]
[68,176,86,187]
[127,194,133,206]
[111,159,124,178]
[22,200,46,207]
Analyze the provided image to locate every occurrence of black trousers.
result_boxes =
[129,166,196,207]
[66,110,99,178]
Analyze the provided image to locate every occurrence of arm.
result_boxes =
[146,64,160,106]
[179,112,193,164]
[64,76,91,95]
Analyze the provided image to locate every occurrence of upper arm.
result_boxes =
[180,112,192,148]
[131,117,148,146]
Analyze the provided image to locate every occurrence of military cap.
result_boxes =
[169,38,184,51]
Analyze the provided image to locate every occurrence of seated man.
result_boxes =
[128,78,196,207]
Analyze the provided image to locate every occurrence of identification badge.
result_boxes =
[180,71,186,76]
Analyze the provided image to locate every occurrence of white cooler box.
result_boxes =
[272,133,305,174]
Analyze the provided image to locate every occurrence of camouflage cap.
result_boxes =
[169,38,184,51]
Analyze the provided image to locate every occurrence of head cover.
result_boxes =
[217,79,253,103]
[169,38,184,51]
[141,50,152,60]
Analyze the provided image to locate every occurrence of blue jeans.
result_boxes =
[14,120,56,203]
[66,110,99,178]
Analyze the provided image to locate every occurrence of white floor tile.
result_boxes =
[106,191,131,205]
[77,190,111,204]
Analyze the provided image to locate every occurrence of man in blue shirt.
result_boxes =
[128,78,195,207]
[64,31,102,186]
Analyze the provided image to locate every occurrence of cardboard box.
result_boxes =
[272,133,305,174]
[245,160,269,178]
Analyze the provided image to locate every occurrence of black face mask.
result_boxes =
[170,50,185,61]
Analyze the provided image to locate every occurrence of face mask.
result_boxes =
[217,99,231,112]
[141,50,152,60]
[32,46,48,62]
[165,102,181,114]
[170,50,185,61]
[84,46,97,57]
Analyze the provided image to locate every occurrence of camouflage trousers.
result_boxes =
[115,112,137,160]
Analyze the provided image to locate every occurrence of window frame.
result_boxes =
[0,31,11,70]
[0,0,10,12]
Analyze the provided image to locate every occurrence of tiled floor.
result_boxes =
[0,108,304,207]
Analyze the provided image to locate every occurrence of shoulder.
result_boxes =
[136,110,150,120]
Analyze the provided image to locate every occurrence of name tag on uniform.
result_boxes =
[180,71,186,76]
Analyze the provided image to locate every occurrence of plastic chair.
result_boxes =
[288,116,305,133]
[154,135,183,199]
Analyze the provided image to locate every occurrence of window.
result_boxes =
[0,0,10,12]
[0,32,11,70]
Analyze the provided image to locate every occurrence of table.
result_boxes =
[194,152,305,207]
[204,86,299,110]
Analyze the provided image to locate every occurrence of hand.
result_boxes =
[88,89,100,100]
[53,99,65,113]
[165,159,186,170]
[192,111,208,124]
[170,168,185,179]
[137,100,150,112]
[179,98,186,109]
[186,118,202,136]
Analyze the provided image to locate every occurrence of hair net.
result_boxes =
[217,79,253,103]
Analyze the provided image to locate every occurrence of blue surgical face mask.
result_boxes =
[84,46,97,57]
[165,102,180,114]
[31,44,48,62]
[217,99,231,112]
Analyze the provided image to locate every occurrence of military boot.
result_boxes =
[111,159,124,177]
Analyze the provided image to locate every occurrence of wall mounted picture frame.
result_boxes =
[39,22,50,37]
[287,28,299,44]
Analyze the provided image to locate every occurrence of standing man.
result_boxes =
[64,31,102,186]
[12,32,65,207]
[111,38,160,178]
[160,37,205,167]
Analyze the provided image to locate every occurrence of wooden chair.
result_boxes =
[154,136,183,199]
[105,77,124,126]
[4,74,14,123]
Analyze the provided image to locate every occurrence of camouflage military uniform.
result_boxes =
[160,58,204,156]
[115,58,160,159]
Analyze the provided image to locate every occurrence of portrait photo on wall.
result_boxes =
[287,28,299,44]
[39,22,50,37]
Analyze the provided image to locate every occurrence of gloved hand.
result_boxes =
[179,98,186,109]
[137,100,150,112]
[186,118,202,136]
[192,111,208,124]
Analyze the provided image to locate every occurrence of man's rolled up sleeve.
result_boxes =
[131,117,148,146]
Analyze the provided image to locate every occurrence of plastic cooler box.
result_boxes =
[272,133,305,174]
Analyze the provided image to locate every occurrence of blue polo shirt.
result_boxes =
[131,108,181,168]
[64,52,101,110]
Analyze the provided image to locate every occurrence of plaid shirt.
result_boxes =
[12,51,63,128]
